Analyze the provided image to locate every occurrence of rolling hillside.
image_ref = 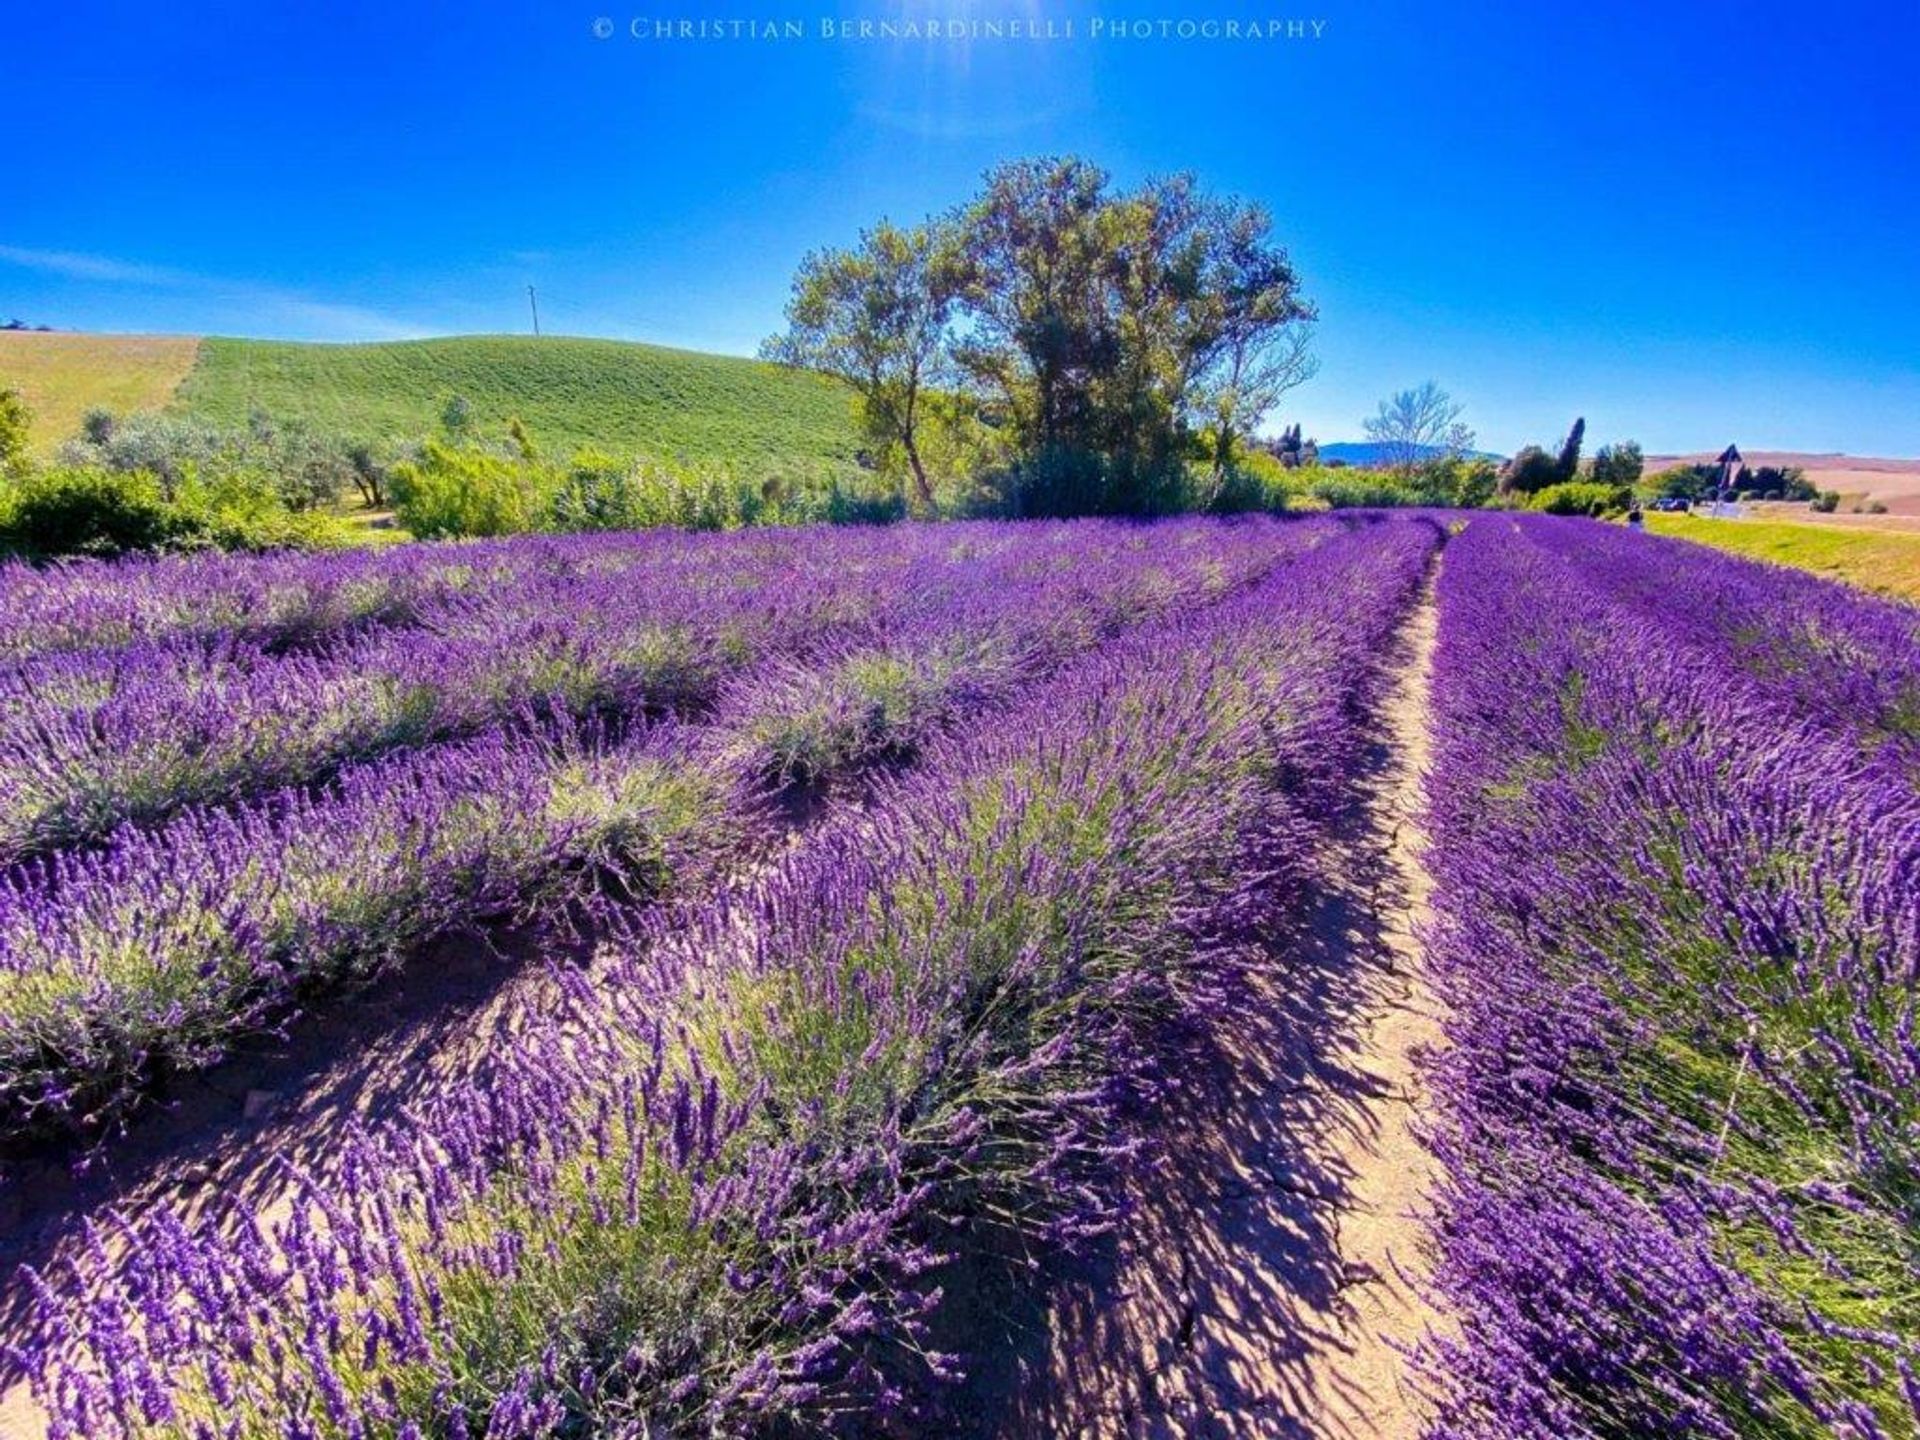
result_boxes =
[1644,450,1920,515]
[0,332,201,458]
[1,332,866,472]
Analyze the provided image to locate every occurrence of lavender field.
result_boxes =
[0,512,1914,1439]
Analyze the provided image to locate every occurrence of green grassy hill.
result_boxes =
[2,332,865,473]
[175,336,864,472]
[0,332,202,458]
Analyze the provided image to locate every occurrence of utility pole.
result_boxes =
[527,285,541,337]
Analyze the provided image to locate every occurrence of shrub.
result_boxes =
[57,411,354,512]
[1651,465,1712,501]
[0,465,359,559]
[0,389,31,469]
[1418,456,1500,508]
[1530,481,1629,517]
[389,440,555,539]
[1185,457,1273,515]
[1503,445,1561,495]
[0,467,190,556]
[58,413,230,489]
[998,447,1131,519]
[1810,491,1840,513]
[266,426,354,512]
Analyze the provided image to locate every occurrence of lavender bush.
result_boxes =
[1419,515,1920,1438]
[0,531,729,663]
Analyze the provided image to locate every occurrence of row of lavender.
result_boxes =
[0,518,1312,1139]
[0,530,788,663]
[1419,515,1919,1438]
[18,517,1440,1438]
[0,526,961,861]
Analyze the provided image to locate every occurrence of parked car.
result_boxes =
[1650,497,1690,512]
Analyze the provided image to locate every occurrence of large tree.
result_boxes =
[1590,440,1644,489]
[762,219,962,509]
[947,157,1116,470]
[1362,382,1476,471]
[949,160,1311,509]
[767,157,1312,515]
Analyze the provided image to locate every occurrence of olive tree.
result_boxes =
[763,220,962,509]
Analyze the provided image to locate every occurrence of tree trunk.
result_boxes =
[903,434,935,511]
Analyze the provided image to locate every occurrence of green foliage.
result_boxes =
[0,467,185,556]
[173,336,865,477]
[440,393,475,439]
[1531,480,1630,516]
[1504,444,1562,495]
[388,440,555,540]
[506,416,538,460]
[1289,470,1417,509]
[0,389,31,469]
[1419,456,1501,508]
[1743,464,1815,501]
[0,465,356,559]
[1811,490,1840,513]
[393,442,905,539]
[1250,455,1496,511]
[57,411,352,512]
[1590,440,1644,489]
[1652,464,1712,501]
[763,219,963,509]
[1554,415,1586,483]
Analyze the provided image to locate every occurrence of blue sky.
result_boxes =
[5,0,1917,455]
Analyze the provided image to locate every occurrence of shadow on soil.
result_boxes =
[932,732,1427,1439]
[0,920,578,1387]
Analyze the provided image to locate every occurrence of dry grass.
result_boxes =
[1645,513,1920,603]
[0,333,200,456]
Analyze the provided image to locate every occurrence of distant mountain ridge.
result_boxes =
[1313,441,1508,467]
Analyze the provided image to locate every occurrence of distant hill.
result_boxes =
[1644,451,1920,516]
[0,332,200,458]
[0,332,866,474]
[1315,441,1506,467]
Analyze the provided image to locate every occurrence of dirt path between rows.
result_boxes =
[981,573,1450,1438]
